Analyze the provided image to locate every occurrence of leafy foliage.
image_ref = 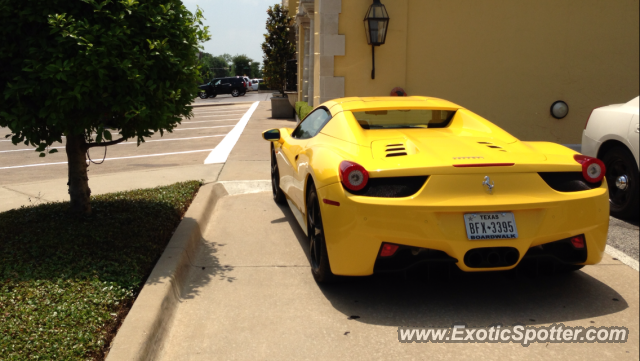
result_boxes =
[251,61,263,79]
[0,181,201,359]
[0,0,210,153]
[198,52,230,82]
[261,4,295,95]
[232,54,253,77]
[295,101,313,120]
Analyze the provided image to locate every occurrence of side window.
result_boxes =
[292,108,332,139]
[214,80,221,86]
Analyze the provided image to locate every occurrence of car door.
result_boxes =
[218,78,232,94]
[211,79,222,94]
[628,113,639,166]
[280,107,333,212]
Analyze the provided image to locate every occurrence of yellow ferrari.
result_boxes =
[262,97,609,283]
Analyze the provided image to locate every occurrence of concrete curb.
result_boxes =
[106,180,270,360]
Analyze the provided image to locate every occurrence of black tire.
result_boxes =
[231,89,240,97]
[209,93,217,98]
[199,92,208,99]
[271,148,286,205]
[240,92,246,96]
[307,186,334,283]
[602,146,639,219]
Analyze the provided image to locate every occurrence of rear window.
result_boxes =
[352,109,457,129]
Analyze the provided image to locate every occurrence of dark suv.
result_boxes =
[198,77,248,99]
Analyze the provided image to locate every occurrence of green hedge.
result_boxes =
[295,101,313,121]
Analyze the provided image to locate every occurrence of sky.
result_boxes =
[182,0,281,66]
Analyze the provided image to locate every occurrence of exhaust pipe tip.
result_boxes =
[487,251,500,265]
[504,250,519,265]
[465,251,483,268]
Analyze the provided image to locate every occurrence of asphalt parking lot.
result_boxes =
[0,103,255,186]
[193,91,272,105]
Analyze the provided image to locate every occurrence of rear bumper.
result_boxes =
[317,175,609,276]
[581,131,601,158]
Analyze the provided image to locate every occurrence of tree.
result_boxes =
[232,54,253,78]
[251,61,263,79]
[198,52,215,81]
[261,4,295,95]
[0,0,210,214]
[220,53,233,65]
[211,56,230,78]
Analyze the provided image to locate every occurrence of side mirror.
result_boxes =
[262,129,281,142]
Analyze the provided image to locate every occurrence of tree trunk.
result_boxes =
[66,134,91,214]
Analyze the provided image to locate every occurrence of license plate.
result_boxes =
[464,212,518,240]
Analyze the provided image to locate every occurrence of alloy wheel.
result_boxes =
[606,157,631,208]
[307,195,323,270]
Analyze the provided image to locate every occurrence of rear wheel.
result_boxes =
[602,146,639,219]
[231,89,240,97]
[271,148,286,204]
[307,186,334,283]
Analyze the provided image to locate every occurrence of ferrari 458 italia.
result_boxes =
[263,97,609,283]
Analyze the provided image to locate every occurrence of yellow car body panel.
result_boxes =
[265,97,610,276]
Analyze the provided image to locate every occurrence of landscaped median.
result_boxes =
[0,181,202,360]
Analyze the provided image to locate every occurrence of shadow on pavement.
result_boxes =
[276,201,629,328]
[176,235,236,302]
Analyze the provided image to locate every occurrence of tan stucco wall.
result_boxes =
[334,0,640,143]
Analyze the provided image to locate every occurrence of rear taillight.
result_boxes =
[339,161,369,191]
[574,155,606,183]
[570,235,585,249]
[380,243,399,257]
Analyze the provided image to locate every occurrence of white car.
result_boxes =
[251,78,261,91]
[582,96,639,219]
[242,76,252,92]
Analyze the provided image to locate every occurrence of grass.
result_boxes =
[0,181,202,360]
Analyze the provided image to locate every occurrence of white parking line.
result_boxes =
[192,110,249,115]
[188,114,247,118]
[204,102,260,164]
[172,125,235,131]
[606,245,639,271]
[0,149,216,170]
[181,119,240,124]
[0,135,227,153]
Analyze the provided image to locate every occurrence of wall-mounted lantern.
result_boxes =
[364,0,390,80]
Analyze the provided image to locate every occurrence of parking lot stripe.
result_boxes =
[192,110,249,115]
[0,135,228,153]
[187,114,246,118]
[204,102,260,164]
[0,149,216,170]
[181,119,240,124]
[172,125,235,131]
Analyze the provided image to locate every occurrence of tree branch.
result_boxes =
[85,137,127,149]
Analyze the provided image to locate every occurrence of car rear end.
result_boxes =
[315,104,610,276]
[318,165,608,276]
